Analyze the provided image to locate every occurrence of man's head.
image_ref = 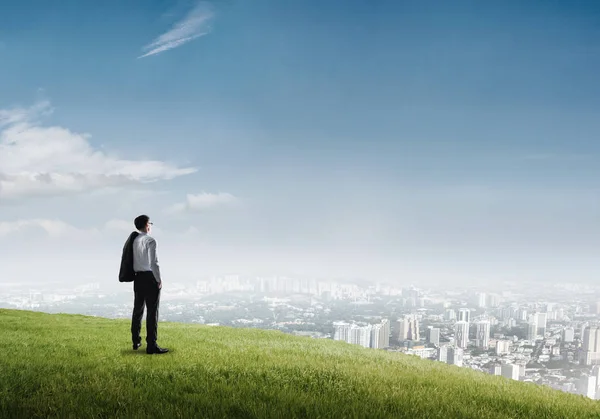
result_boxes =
[134,214,153,234]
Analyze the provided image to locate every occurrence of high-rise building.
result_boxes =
[517,308,528,322]
[334,321,390,350]
[397,315,420,342]
[581,326,600,365]
[496,340,511,356]
[581,322,589,339]
[349,325,372,348]
[438,345,448,363]
[500,306,517,321]
[527,315,538,341]
[370,324,383,349]
[477,293,486,308]
[487,294,500,308]
[490,364,502,376]
[455,321,469,349]
[445,309,456,321]
[578,375,597,399]
[426,327,441,346]
[501,363,520,381]
[447,346,463,367]
[378,319,391,348]
[536,313,548,337]
[333,322,351,342]
[563,327,575,343]
[458,308,471,323]
[475,321,490,349]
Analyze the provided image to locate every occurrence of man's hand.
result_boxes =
[158,281,162,290]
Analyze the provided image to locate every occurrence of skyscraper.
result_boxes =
[527,315,538,341]
[501,363,520,381]
[350,325,372,348]
[334,322,389,350]
[536,313,548,337]
[476,321,490,349]
[447,346,463,367]
[455,320,469,349]
[438,345,448,363]
[397,315,420,342]
[458,308,471,323]
[496,340,511,356]
[578,375,597,399]
[477,293,486,308]
[426,327,440,346]
[378,319,390,349]
[581,326,600,365]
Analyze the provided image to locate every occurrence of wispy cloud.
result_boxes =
[0,218,163,239]
[167,192,239,213]
[139,1,215,58]
[0,100,196,202]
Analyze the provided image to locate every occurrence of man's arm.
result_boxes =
[148,238,162,287]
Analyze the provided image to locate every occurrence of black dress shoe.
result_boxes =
[146,345,169,355]
[133,342,142,350]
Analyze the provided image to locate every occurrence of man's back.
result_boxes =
[132,233,162,285]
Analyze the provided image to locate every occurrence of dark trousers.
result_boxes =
[131,272,161,347]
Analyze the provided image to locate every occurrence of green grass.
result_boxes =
[0,309,598,418]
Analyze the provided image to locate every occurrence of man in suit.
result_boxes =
[127,215,169,355]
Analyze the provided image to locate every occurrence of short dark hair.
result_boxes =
[134,215,150,230]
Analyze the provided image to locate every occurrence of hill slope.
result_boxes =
[0,309,598,418]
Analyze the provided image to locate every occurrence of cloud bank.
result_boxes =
[139,1,214,58]
[0,101,196,201]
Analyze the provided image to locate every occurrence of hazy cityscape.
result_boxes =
[3,275,600,399]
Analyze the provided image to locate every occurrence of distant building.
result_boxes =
[477,293,486,308]
[379,319,391,349]
[527,315,538,341]
[458,308,471,323]
[349,325,372,348]
[475,321,490,349]
[490,364,502,376]
[455,321,469,349]
[447,346,463,367]
[426,327,440,346]
[536,313,547,337]
[581,326,600,365]
[445,309,456,321]
[397,315,420,342]
[563,327,575,343]
[438,345,448,363]
[501,363,520,381]
[334,320,390,350]
[578,375,597,399]
[496,340,511,356]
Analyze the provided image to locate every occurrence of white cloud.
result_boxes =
[167,192,238,213]
[0,218,100,238]
[139,1,214,58]
[104,218,163,235]
[103,219,135,234]
[0,101,196,201]
[0,218,167,240]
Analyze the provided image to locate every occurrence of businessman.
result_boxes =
[127,214,169,354]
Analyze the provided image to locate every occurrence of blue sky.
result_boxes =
[0,0,599,285]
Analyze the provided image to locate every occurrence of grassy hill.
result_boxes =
[1,309,599,418]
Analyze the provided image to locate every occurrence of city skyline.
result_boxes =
[1,0,600,285]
